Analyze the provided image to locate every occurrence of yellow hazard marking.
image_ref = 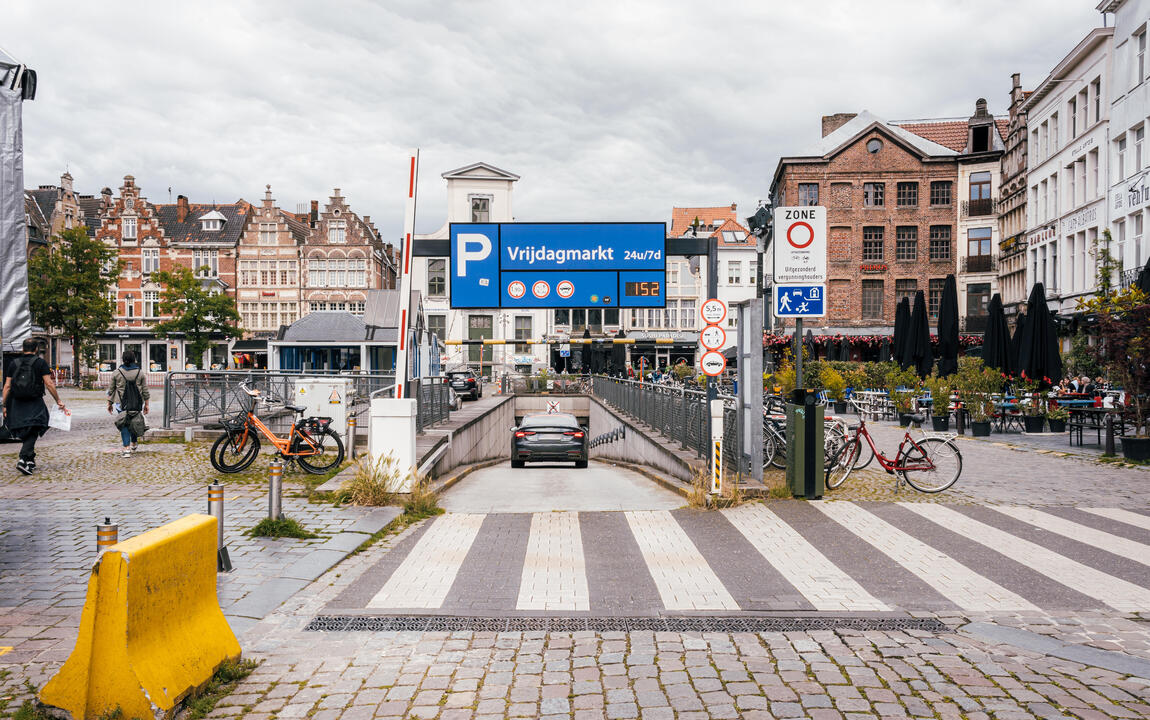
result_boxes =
[328,388,341,404]
[0,646,11,657]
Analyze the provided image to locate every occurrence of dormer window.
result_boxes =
[470,196,490,222]
[198,209,227,232]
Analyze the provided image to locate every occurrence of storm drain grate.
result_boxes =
[304,615,950,634]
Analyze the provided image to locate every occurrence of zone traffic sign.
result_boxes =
[773,206,827,284]
[774,284,826,318]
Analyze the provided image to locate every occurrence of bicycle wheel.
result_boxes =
[766,424,787,468]
[851,436,875,469]
[897,437,962,493]
[210,430,261,473]
[826,442,856,490]
[296,427,345,474]
[762,431,778,471]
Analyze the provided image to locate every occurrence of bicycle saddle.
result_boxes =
[909,413,927,424]
[285,404,307,413]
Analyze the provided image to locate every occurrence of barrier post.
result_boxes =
[207,484,232,572]
[347,416,357,460]
[268,461,284,520]
[96,518,118,553]
[1105,414,1116,455]
[710,399,724,496]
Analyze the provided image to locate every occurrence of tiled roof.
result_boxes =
[281,209,310,241]
[155,201,249,245]
[799,111,958,158]
[669,205,738,237]
[714,218,753,248]
[279,311,367,342]
[28,188,56,223]
[896,118,1009,152]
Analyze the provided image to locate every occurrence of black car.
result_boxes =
[511,413,589,468]
[447,369,483,400]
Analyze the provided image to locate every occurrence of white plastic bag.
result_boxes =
[48,406,72,432]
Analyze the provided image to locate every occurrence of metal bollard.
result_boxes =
[96,517,118,553]
[207,484,233,572]
[1105,414,1116,455]
[268,460,284,520]
[347,416,357,460]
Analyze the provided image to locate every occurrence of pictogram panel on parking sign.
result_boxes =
[774,284,826,318]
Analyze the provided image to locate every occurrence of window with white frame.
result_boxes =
[122,216,137,240]
[748,258,757,284]
[470,196,490,222]
[1119,137,1128,181]
[328,220,346,243]
[680,299,696,329]
[1137,126,1145,172]
[193,249,218,278]
[1051,112,1059,151]
[259,223,277,245]
[427,259,446,296]
[308,259,326,287]
[727,260,742,285]
[125,198,134,210]
[142,248,160,275]
[1138,30,1147,86]
[143,290,160,318]
[727,304,736,328]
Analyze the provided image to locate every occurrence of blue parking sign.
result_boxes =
[774,285,826,318]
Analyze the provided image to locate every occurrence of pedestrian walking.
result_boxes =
[2,338,66,475]
[107,350,150,458]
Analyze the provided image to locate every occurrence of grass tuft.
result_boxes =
[336,454,406,506]
[686,465,746,509]
[246,516,319,539]
[183,658,259,720]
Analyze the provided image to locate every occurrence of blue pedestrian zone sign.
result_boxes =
[449,222,666,309]
[774,284,826,318]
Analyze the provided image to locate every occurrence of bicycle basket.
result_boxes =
[236,389,255,413]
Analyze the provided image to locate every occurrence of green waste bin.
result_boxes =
[786,388,825,499]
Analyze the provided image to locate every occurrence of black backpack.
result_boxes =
[11,357,41,400]
[120,369,144,412]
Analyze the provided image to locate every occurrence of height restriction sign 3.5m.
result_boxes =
[773,206,826,284]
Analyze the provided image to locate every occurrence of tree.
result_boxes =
[1081,286,1150,438]
[27,226,120,386]
[151,265,243,368]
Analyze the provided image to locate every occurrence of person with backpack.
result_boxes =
[2,338,66,475]
[107,350,150,458]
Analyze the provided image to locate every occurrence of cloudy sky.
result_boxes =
[8,1,1101,236]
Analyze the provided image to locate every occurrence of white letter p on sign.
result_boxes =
[456,233,492,276]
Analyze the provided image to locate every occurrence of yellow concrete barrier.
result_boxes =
[40,514,241,720]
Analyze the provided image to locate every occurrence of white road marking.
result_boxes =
[625,510,738,611]
[722,504,888,611]
[902,503,1150,612]
[990,506,1150,567]
[517,512,589,611]
[812,501,1039,612]
[1080,507,1150,533]
[367,513,485,609]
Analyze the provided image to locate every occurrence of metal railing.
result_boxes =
[961,254,997,273]
[163,370,396,428]
[591,375,740,467]
[415,378,452,432]
[961,197,998,217]
[1120,268,1140,289]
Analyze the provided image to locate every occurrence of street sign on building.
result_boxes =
[700,350,726,376]
[700,298,726,325]
[449,222,666,308]
[773,206,827,284]
[773,284,826,318]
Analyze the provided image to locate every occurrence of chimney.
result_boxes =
[821,113,858,137]
[310,200,319,228]
[177,195,190,223]
[729,203,737,212]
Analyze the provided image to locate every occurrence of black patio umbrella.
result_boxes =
[1137,256,1150,295]
[1017,283,1062,387]
[908,290,934,378]
[804,329,816,360]
[982,293,1013,376]
[611,329,626,375]
[936,274,960,377]
[1011,311,1027,366]
[893,297,911,369]
[879,337,891,362]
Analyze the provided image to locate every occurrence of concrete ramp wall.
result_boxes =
[424,396,515,478]
[588,396,699,485]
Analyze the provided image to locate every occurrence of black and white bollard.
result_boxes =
[347,416,357,460]
[268,460,284,520]
[207,483,233,572]
[96,517,118,553]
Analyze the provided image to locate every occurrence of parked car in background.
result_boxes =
[447,369,483,400]
[511,412,588,469]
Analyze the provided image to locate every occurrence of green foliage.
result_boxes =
[924,374,951,414]
[820,366,846,401]
[863,361,895,391]
[1079,285,1150,436]
[955,356,1000,422]
[27,227,120,383]
[246,516,319,539]
[184,659,259,720]
[1016,375,1047,416]
[1047,405,1070,421]
[884,366,921,414]
[151,265,243,367]
[1066,330,1102,378]
[338,453,407,506]
[672,363,694,382]
[403,477,444,519]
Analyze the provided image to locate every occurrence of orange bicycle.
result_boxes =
[210,382,345,474]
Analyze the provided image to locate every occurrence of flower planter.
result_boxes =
[1120,436,1150,462]
[833,401,848,415]
[931,416,950,432]
[1023,416,1046,433]
[898,413,914,427]
[971,420,991,437]
[1048,418,1066,433]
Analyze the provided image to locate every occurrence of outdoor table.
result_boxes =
[993,402,1023,433]
[1067,407,1128,446]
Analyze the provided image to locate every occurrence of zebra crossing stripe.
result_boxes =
[813,501,1039,612]
[1080,507,1150,532]
[626,510,738,611]
[367,513,485,609]
[517,512,589,612]
[901,503,1150,613]
[722,505,889,611]
[989,506,1150,567]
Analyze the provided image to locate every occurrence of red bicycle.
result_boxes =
[826,403,962,493]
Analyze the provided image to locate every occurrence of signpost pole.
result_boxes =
[795,318,803,389]
[706,235,718,446]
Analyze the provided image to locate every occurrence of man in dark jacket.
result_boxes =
[2,338,66,475]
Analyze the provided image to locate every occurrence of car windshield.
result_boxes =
[447,372,472,379]
[520,414,580,429]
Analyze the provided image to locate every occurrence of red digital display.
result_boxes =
[624,281,661,297]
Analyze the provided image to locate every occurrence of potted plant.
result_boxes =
[925,374,951,432]
[1017,373,1047,434]
[1084,286,1150,460]
[956,357,995,436]
[885,366,921,427]
[821,366,848,414]
[842,365,867,411]
[1046,405,1069,433]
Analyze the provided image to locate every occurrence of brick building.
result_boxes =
[301,188,388,317]
[771,112,960,349]
[235,185,309,339]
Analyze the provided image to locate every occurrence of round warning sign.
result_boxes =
[532,280,550,299]
[507,280,526,299]
[787,221,815,249]
[699,350,727,377]
[700,325,726,351]
[700,298,726,325]
[557,280,574,299]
